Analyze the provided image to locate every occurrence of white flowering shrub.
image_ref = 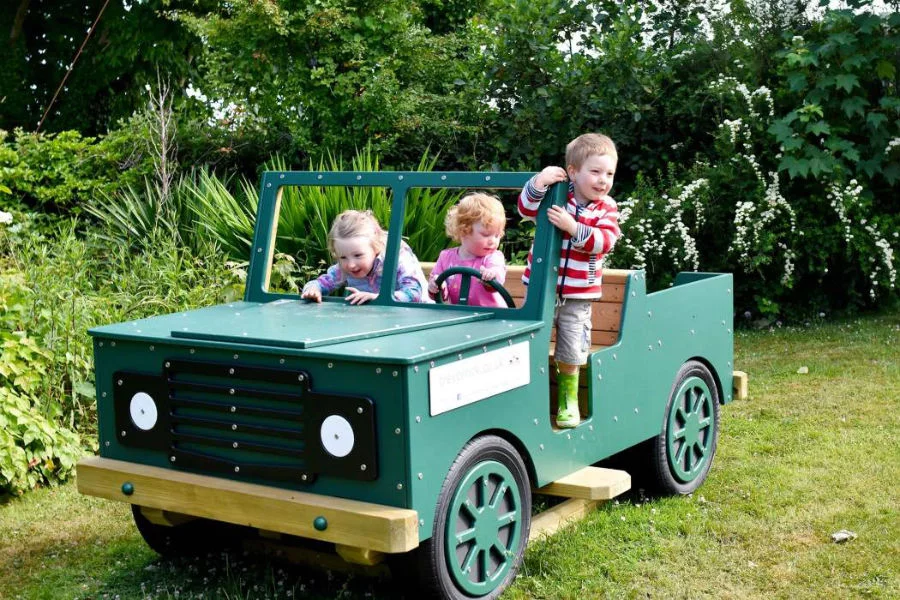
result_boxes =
[827,180,897,301]
[608,166,709,289]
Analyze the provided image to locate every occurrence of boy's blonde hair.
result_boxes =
[444,193,506,242]
[565,133,618,170]
[327,209,388,257]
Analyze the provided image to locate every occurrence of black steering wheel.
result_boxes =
[433,266,516,308]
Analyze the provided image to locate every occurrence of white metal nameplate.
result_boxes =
[429,341,530,416]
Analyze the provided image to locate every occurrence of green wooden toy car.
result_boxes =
[77,171,739,599]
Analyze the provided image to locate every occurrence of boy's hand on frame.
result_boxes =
[535,166,567,190]
[547,205,578,237]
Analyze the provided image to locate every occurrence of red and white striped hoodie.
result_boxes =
[518,176,621,299]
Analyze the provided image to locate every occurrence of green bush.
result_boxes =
[0,127,153,215]
[0,214,243,494]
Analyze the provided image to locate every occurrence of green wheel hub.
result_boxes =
[667,375,715,483]
[444,459,524,596]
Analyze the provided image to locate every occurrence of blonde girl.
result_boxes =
[302,209,429,304]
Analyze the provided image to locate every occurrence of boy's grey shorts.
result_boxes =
[553,298,593,366]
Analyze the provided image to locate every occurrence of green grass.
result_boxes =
[1,312,897,599]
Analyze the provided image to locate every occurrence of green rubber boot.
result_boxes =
[556,371,581,428]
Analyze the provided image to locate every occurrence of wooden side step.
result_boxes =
[537,466,631,500]
[530,467,630,540]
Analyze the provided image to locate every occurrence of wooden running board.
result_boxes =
[531,467,631,540]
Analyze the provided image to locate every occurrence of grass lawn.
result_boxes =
[1,312,897,599]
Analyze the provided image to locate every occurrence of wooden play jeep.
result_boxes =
[77,172,740,600]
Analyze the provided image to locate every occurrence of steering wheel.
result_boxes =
[433,266,516,308]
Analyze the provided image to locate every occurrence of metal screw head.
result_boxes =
[414,366,419,372]
[376,368,382,374]
[539,444,544,450]
[394,428,401,435]
[190,349,195,354]
[233,442,239,448]
[328,362,333,368]
[149,345,154,351]
[298,374,305,381]
[120,430,126,437]
[280,358,285,364]
[301,474,308,481]
[117,379,123,386]
[534,418,539,425]
[231,406,236,413]
[357,406,364,414]
[233,354,239,359]
[397,483,403,490]
[229,368,235,375]
[110,341,116,347]
[234,466,240,473]
[229,388,235,395]
[360,464,367,471]
[418,473,423,480]
[393,371,398,377]
[415,416,421,423]
[170,456,176,462]
[104,441,110,447]
[231,424,238,431]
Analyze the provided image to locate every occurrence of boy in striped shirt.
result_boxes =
[518,133,622,427]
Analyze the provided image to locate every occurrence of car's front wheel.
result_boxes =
[417,435,531,599]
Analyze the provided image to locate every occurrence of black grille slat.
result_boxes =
[169,379,306,404]
[170,396,304,421]
[172,431,305,457]
[166,360,307,387]
[170,414,303,440]
[171,446,313,483]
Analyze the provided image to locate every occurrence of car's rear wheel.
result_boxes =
[651,360,720,495]
[417,435,531,599]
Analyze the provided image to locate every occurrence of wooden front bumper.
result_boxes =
[76,456,419,553]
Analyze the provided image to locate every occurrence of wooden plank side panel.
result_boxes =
[76,457,419,553]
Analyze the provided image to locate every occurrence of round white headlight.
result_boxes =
[129,392,158,431]
[320,415,355,458]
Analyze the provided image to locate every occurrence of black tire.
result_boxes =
[416,435,531,599]
[131,505,237,558]
[650,360,721,495]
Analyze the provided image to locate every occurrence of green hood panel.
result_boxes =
[90,300,494,350]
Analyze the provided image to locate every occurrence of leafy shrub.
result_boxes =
[0,269,82,496]
[0,127,153,215]
[1,214,243,493]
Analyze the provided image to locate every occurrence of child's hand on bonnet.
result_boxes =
[301,284,322,303]
[535,166,567,190]
[345,287,378,305]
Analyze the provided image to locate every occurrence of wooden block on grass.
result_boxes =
[732,370,749,400]
[530,498,601,540]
